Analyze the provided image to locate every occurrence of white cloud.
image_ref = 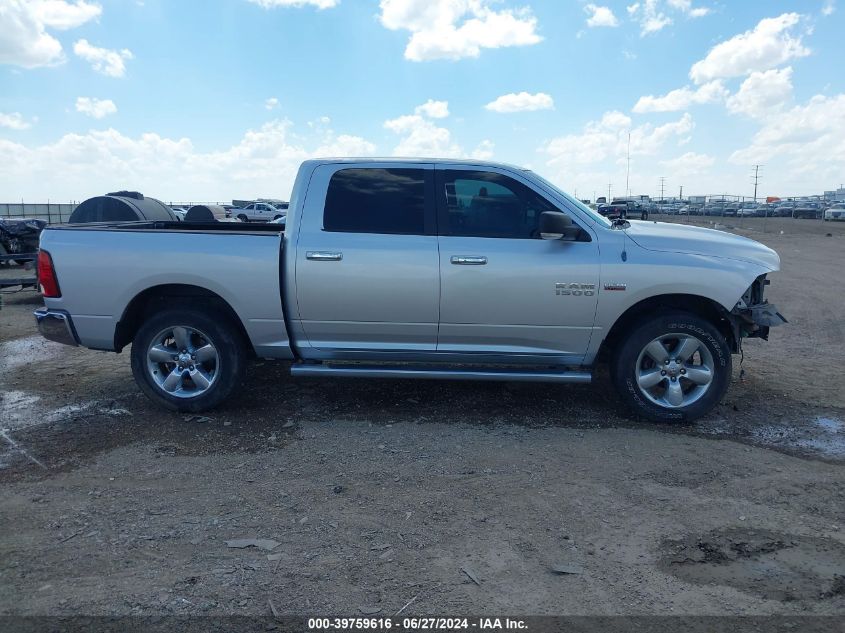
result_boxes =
[246,0,338,7]
[383,99,464,156]
[689,13,810,84]
[378,0,542,62]
[584,4,619,28]
[415,99,450,118]
[542,111,694,169]
[726,67,793,119]
[0,0,101,68]
[75,97,117,119]
[822,0,835,16]
[628,0,672,35]
[265,97,279,110]
[314,134,377,157]
[485,91,554,113]
[660,151,715,176]
[0,120,378,200]
[539,111,694,197]
[633,80,727,113]
[471,139,494,160]
[628,0,710,36]
[73,39,133,77]
[0,112,35,130]
[384,114,461,157]
[666,0,709,18]
[730,95,845,186]
[32,0,102,29]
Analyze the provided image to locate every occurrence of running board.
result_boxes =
[290,364,592,384]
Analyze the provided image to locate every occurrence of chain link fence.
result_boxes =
[0,202,79,224]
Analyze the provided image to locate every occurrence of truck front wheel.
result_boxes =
[130,308,246,412]
[610,311,731,422]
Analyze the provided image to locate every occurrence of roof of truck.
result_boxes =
[303,157,528,171]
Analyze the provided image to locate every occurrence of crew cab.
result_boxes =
[34,159,786,422]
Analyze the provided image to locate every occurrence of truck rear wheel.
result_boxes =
[130,308,246,412]
[610,311,731,422]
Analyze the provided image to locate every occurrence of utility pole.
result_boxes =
[608,183,612,203]
[679,185,683,201]
[751,164,763,202]
[659,177,667,203]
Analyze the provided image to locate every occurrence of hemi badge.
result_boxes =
[604,283,627,291]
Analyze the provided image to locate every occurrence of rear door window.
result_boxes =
[323,168,433,235]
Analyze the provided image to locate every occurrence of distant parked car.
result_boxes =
[170,207,188,221]
[793,203,822,219]
[824,203,845,221]
[233,202,286,222]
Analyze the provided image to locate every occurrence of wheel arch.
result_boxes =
[597,293,738,362]
[115,283,253,354]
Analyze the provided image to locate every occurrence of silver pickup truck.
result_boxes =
[34,158,786,422]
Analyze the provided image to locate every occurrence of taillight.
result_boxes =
[37,249,61,298]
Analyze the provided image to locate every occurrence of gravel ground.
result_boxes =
[0,217,843,620]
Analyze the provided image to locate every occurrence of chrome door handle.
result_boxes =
[306,251,343,261]
[451,255,487,265]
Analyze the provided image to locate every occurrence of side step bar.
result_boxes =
[291,363,592,384]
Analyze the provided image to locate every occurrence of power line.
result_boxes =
[659,177,667,203]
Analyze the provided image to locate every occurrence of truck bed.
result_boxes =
[39,222,293,358]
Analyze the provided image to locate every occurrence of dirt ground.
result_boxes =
[0,217,843,619]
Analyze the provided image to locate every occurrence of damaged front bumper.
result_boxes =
[730,274,787,343]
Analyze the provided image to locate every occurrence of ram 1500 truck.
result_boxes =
[34,159,786,422]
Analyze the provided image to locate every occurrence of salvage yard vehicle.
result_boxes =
[0,218,46,266]
[824,203,845,221]
[233,202,285,222]
[33,158,786,422]
[793,203,823,219]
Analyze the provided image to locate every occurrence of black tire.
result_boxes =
[237,214,248,222]
[130,308,246,412]
[610,311,731,423]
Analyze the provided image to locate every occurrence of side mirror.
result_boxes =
[539,211,580,241]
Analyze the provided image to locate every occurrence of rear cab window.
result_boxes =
[323,168,434,235]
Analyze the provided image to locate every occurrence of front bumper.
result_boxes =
[34,308,79,347]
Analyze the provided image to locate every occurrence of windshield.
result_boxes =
[526,171,612,228]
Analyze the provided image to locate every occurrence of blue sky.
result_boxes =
[1,0,843,202]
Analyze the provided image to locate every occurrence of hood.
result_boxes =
[623,221,780,271]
